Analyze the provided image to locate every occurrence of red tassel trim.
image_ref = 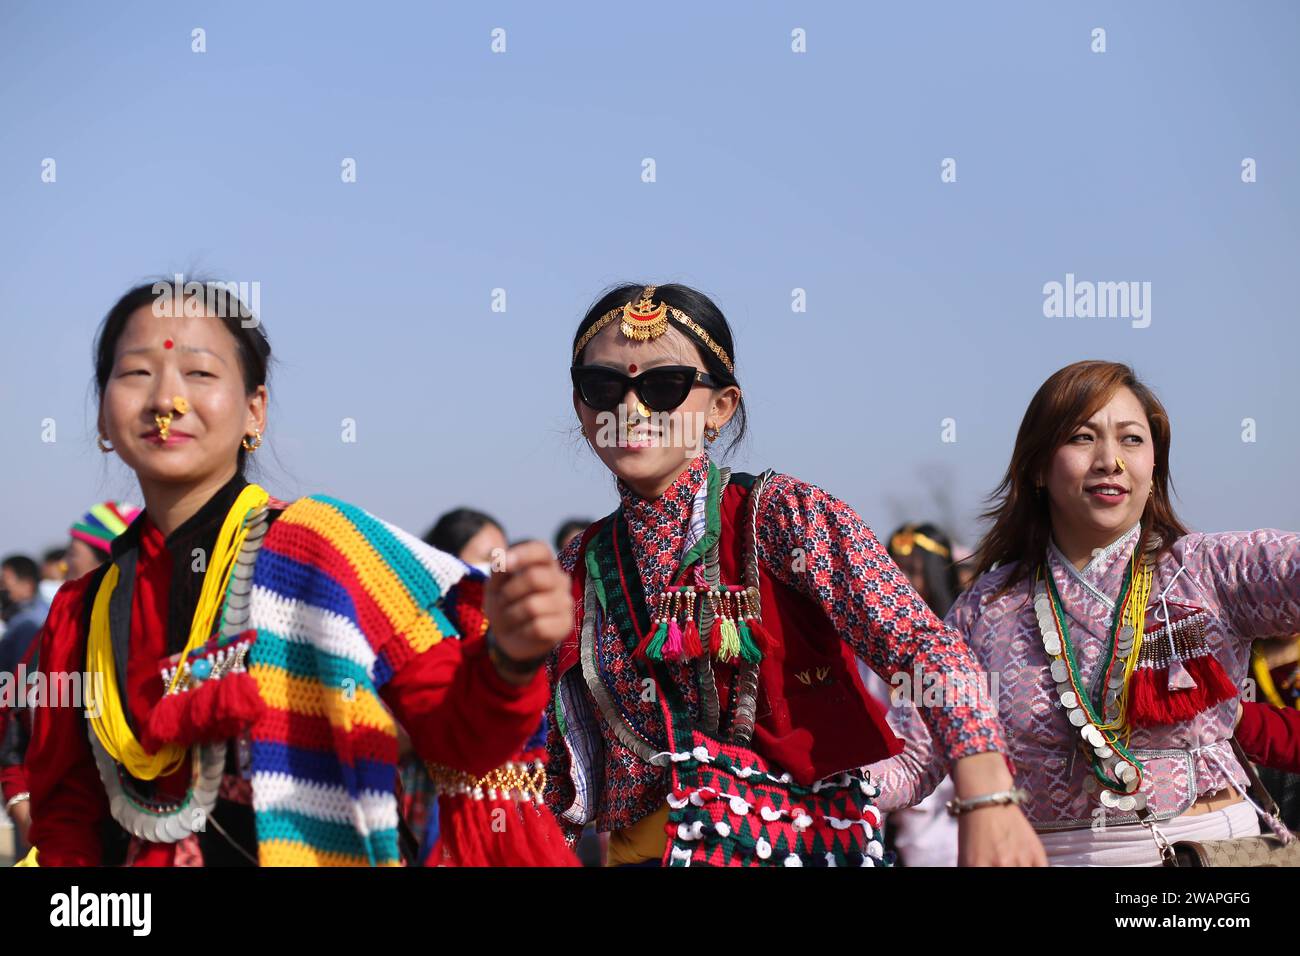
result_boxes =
[1128,655,1238,727]
[632,624,657,662]
[745,617,776,656]
[141,671,265,753]
[681,619,703,659]
[428,750,580,867]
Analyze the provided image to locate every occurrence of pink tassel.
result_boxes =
[662,619,684,660]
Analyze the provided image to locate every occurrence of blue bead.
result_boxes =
[190,658,213,681]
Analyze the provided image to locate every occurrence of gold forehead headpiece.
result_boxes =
[571,286,734,375]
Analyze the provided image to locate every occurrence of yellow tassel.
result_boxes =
[717,617,742,663]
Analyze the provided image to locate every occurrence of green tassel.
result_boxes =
[647,619,670,661]
[717,618,742,663]
[737,619,762,664]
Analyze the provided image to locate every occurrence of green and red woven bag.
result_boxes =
[657,696,885,867]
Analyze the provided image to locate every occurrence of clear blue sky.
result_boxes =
[3,1,1298,559]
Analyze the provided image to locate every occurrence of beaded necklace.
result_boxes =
[1035,548,1154,813]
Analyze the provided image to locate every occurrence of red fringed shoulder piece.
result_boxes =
[141,631,266,752]
[1128,603,1237,727]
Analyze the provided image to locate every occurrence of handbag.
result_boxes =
[658,693,886,867]
[1161,739,1299,867]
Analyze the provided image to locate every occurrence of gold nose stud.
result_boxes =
[156,396,188,441]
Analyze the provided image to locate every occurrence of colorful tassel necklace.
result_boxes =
[622,462,774,667]
[637,584,769,665]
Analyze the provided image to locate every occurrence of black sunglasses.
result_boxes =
[570,364,722,412]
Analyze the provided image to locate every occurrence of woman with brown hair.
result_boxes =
[948,359,1300,864]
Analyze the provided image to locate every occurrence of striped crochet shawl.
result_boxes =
[245,494,483,866]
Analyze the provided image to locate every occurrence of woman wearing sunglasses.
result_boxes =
[547,283,1044,866]
[23,279,574,867]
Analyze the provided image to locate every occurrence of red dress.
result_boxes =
[27,513,547,866]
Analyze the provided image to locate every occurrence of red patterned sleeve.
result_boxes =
[755,473,1007,765]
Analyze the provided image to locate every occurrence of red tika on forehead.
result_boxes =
[163,339,174,349]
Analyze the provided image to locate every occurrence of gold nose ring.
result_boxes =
[156,395,189,441]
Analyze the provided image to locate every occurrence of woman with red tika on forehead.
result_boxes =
[547,283,1044,867]
[942,360,1300,865]
[22,279,575,867]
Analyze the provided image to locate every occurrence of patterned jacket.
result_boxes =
[545,451,1007,842]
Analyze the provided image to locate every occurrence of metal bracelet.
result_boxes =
[945,787,1028,817]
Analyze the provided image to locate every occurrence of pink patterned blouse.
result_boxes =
[945,522,1300,832]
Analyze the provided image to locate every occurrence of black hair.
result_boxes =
[553,518,591,553]
[1,555,40,586]
[42,547,67,565]
[92,278,272,474]
[885,522,963,618]
[571,283,748,455]
[423,508,504,559]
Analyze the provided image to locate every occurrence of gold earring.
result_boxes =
[242,429,262,453]
[704,424,720,443]
[97,434,114,453]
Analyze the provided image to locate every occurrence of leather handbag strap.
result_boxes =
[1226,737,1294,842]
